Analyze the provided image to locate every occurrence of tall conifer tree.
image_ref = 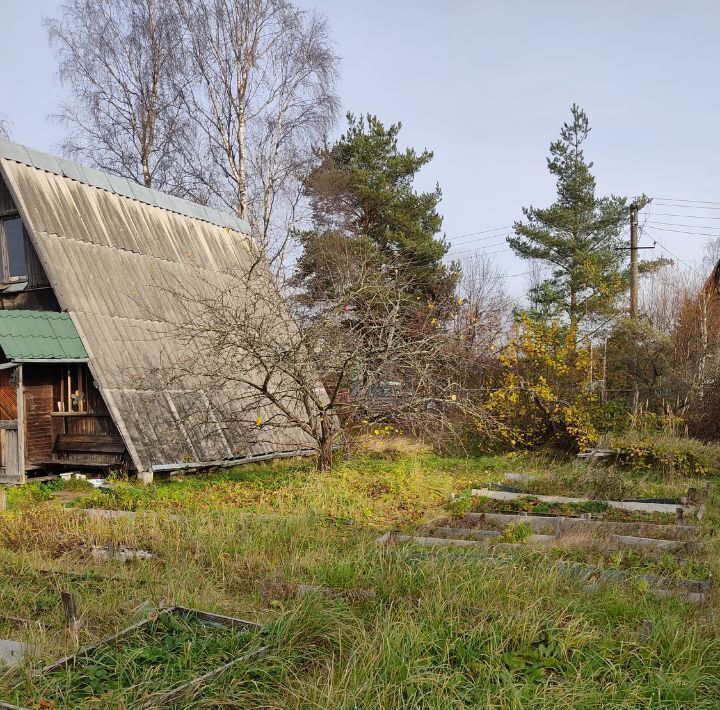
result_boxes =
[295,113,455,304]
[508,105,628,327]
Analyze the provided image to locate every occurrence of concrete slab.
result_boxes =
[504,472,536,482]
[463,512,698,537]
[0,640,27,667]
[471,488,696,516]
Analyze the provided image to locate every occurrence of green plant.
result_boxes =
[613,433,720,477]
[496,522,533,543]
[19,612,258,708]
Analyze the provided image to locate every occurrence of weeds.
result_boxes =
[0,451,717,708]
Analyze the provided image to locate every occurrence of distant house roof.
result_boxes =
[0,139,317,472]
[0,310,88,361]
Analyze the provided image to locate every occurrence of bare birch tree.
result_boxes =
[174,0,340,258]
[0,117,9,139]
[455,255,512,353]
[46,0,195,194]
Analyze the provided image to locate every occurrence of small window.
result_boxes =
[0,217,27,282]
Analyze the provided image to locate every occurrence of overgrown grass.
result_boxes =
[0,449,717,708]
[611,432,720,477]
[74,451,495,527]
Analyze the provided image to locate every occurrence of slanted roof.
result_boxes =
[0,310,88,361]
[0,140,316,472]
[0,138,251,235]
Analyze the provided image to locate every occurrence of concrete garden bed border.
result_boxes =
[463,511,699,537]
[425,525,695,553]
[471,488,698,517]
[376,532,712,601]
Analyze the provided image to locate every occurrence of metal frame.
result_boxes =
[2,606,267,710]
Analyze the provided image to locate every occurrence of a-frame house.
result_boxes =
[0,138,315,484]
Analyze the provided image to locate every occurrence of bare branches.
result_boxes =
[142,246,501,469]
[48,0,340,263]
[46,0,196,196]
[174,0,340,259]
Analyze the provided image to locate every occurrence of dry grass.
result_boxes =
[0,451,717,708]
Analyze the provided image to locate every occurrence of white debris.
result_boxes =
[91,544,155,562]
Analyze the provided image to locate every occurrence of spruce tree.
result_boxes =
[508,105,628,328]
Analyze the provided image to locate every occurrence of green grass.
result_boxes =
[13,611,260,708]
[0,448,717,708]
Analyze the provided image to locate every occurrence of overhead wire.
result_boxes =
[644,220,720,232]
[642,225,720,238]
[651,202,720,211]
[444,225,513,241]
[652,197,720,206]
[446,239,511,257]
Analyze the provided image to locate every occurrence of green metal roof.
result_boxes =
[0,310,88,361]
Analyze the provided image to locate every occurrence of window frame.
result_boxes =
[0,214,28,284]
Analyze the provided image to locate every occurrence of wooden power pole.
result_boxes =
[629,202,639,319]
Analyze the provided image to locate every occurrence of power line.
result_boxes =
[446,239,510,257]
[642,225,720,238]
[645,220,720,232]
[640,227,700,274]
[652,202,720,212]
[444,225,513,241]
[447,231,512,248]
[650,212,720,221]
[652,196,720,206]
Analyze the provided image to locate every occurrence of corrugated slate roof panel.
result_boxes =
[0,138,252,235]
[0,138,32,165]
[0,310,88,361]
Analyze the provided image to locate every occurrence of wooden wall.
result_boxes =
[24,365,55,464]
[0,370,16,419]
[23,363,126,466]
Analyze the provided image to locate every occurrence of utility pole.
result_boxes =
[629,202,639,319]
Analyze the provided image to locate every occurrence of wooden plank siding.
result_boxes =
[18,363,128,467]
[0,370,16,419]
[24,364,55,464]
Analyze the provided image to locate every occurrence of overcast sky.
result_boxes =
[2,0,720,291]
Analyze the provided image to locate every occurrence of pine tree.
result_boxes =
[295,113,455,303]
[508,105,628,328]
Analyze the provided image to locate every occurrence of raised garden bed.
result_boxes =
[2,606,265,709]
[468,495,682,524]
[460,512,699,539]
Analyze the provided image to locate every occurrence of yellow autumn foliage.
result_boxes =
[485,316,598,452]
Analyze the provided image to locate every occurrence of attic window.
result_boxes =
[0,217,27,282]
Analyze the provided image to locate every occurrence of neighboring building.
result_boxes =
[0,138,315,484]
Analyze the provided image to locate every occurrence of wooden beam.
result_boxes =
[15,364,25,484]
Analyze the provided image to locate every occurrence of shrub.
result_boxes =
[613,433,720,477]
[483,317,598,453]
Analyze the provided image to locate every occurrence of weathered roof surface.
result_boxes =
[0,137,251,235]
[0,310,88,361]
[0,151,315,471]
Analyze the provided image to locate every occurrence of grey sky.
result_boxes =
[2,0,720,292]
